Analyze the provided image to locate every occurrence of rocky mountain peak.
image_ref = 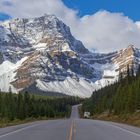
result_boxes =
[1,14,88,54]
[0,15,140,97]
[0,14,92,97]
[119,44,135,57]
[112,45,140,72]
[127,44,135,50]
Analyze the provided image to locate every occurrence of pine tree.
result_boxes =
[0,92,2,117]
[17,93,24,120]
[24,91,30,118]
[8,92,16,120]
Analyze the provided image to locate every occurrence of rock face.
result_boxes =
[0,14,95,97]
[0,15,140,97]
[112,45,140,73]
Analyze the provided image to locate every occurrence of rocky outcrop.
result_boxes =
[112,45,140,72]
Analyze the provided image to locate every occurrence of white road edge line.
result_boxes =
[0,124,39,138]
[109,124,140,137]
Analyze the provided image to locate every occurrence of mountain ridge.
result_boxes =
[0,15,140,97]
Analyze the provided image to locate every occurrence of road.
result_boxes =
[0,105,140,140]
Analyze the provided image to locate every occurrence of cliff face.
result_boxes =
[112,45,140,73]
[0,14,95,97]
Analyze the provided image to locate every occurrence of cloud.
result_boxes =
[0,0,140,53]
[76,11,140,52]
[1,1,13,6]
[136,21,140,29]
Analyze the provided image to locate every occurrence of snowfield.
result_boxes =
[0,57,28,93]
[36,78,98,98]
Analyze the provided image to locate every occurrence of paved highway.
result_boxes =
[0,105,140,140]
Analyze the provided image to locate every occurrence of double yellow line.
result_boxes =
[69,120,76,140]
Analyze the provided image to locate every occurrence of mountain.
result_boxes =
[94,45,140,87]
[0,14,140,97]
[112,45,140,73]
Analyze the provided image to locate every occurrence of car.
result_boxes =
[84,112,90,118]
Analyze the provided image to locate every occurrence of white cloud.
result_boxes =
[136,21,140,29]
[0,0,140,53]
[76,11,140,52]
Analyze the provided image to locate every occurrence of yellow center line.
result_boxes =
[73,121,76,133]
[69,120,74,140]
[73,121,76,140]
[68,120,77,140]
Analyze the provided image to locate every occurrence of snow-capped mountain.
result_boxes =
[0,14,140,97]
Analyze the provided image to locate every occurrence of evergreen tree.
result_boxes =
[17,93,24,120]
[24,91,30,118]
[83,64,140,116]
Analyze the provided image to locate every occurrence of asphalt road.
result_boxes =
[0,105,140,140]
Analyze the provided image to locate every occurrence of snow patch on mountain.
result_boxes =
[0,57,28,92]
[95,78,117,88]
[36,77,98,98]
[94,63,119,87]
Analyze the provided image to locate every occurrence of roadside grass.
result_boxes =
[93,111,140,127]
[0,115,69,128]
[0,118,39,128]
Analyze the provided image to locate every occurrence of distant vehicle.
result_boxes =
[84,112,90,118]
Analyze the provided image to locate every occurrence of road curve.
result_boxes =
[0,105,140,140]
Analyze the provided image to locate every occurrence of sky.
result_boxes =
[63,0,140,21]
[0,0,140,53]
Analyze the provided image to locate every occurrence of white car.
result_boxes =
[84,112,90,118]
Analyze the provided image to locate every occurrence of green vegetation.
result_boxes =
[83,65,140,126]
[0,91,81,127]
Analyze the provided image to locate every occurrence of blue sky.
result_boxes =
[0,0,140,21]
[63,0,140,21]
[0,12,11,21]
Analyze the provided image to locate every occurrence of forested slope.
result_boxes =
[83,66,140,126]
[0,92,81,127]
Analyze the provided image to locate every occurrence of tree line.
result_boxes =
[0,91,81,121]
[83,65,140,115]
